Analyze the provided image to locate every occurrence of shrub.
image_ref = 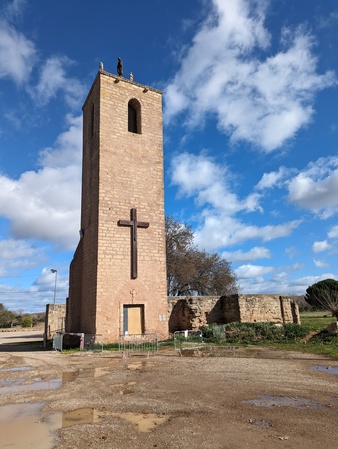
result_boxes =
[21,316,32,328]
[282,323,309,341]
[200,322,308,344]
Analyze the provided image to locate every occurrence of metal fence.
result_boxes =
[52,333,103,352]
[83,334,103,352]
[118,333,158,354]
[174,330,205,355]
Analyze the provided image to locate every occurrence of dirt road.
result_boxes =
[0,339,337,449]
[0,330,44,350]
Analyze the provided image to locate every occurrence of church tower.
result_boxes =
[66,66,168,342]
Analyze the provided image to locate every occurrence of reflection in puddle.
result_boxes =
[0,401,170,445]
[310,365,338,375]
[62,407,100,428]
[112,412,169,432]
[244,395,326,409]
[0,378,61,395]
[0,402,59,449]
[0,366,32,372]
[332,397,338,403]
[0,378,25,387]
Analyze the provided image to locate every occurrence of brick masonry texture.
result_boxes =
[66,71,168,342]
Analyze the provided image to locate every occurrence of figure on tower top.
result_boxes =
[117,57,123,77]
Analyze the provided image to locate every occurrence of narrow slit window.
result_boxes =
[91,104,95,136]
[128,99,141,134]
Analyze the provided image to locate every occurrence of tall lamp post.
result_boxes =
[50,269,57,311]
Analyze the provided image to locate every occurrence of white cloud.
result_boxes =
[0,18,37,84]
[313,259,330,268]
[171,152,262,214]
[237,267,337,296]
[287,156,338,217]
[222,246,271,262]
[285,246,298,259]
[235,264,274,279]
[290,273,338,288]
[312,240,331,253]
[328,224,338,239]
[4,0,26,20]
[194,214,301,251]
[170,151,301,251]
[31,56,86,108]
[164,0,335,152]
[0,239,46,276]
[255,166,290,190]
[0,115,82,250]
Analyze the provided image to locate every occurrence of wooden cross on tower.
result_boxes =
[118,208,149,279]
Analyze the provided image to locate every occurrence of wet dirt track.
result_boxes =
[0,336,337,449]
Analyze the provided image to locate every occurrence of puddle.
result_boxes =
[62,367,109,382]
[0,378,26,387]
[332,397,338,403]
[112,412,169,432]
[248,419,272,429]
[0,366,32,372]
[0,402,60,449]
[244,395,326,409]
[124,361,146,370]
[62,407,100,428]
[310,365,338,375]
[0,378,61,395]
[181,349,202,357]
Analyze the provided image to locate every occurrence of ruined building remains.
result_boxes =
[168,294,300,332]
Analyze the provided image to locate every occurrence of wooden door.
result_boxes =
[123,305,144,335]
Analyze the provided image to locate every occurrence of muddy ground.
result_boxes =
[0,335,338,449]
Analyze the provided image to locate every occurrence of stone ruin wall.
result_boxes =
[44,304,66,343]
[47,294,300,341]
[168,294,300,333]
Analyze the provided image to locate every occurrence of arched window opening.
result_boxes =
[128,99,141,134]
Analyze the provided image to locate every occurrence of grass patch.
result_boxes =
[200,315,338,359]
[300,311,336,331]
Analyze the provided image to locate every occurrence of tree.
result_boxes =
[166,216,238,296]
[305,279,338,320]
[0,303,16,328]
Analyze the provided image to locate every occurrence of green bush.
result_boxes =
[282,323,309,340]
[200,323,226,342]
[21,316,32,328]
[200,322,309,344]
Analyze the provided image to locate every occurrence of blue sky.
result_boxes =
[0,0,338,313]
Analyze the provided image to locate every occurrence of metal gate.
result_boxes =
[118,333,158,354]
[174,330,205,355]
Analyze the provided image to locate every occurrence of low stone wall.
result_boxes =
[44,304,66,341]
[168,294,300,333]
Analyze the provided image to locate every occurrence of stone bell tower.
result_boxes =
[66,65,168,342]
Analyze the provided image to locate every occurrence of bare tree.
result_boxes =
[166,217,238,296]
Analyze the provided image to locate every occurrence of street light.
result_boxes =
[50,269,57,311]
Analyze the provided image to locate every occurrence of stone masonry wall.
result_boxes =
[168,294,300,333]
[44,304,66,342]
[67,70,168,342]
